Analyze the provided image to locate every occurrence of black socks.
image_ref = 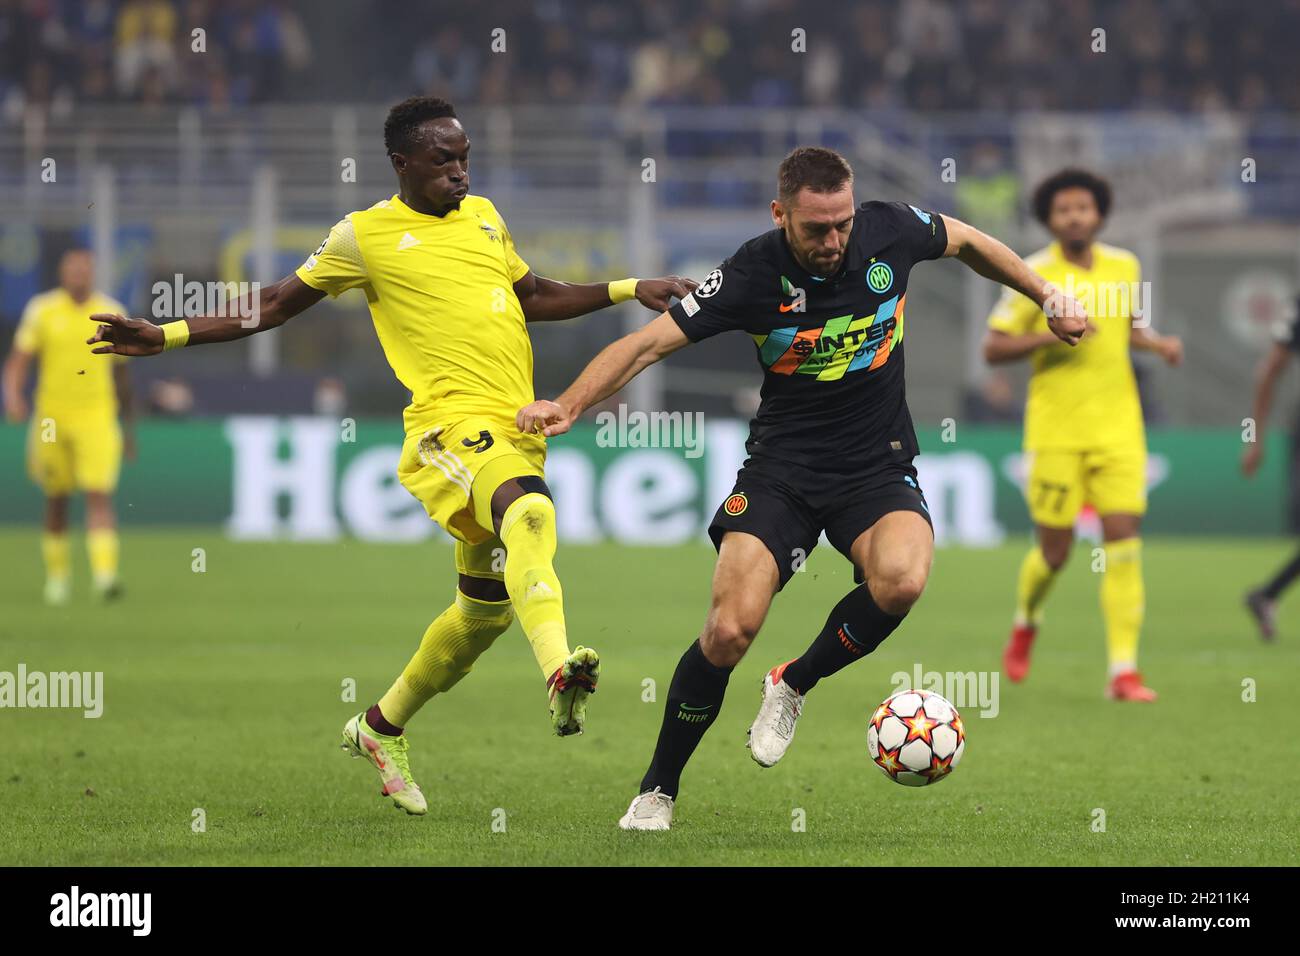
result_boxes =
[1263,547,1300,600]
[780,584,904,694]
[639,640,733,799]
[637,586,907,798]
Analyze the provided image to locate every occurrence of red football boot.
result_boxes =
[1106,670,1157,702]
[1002,623,1037,683]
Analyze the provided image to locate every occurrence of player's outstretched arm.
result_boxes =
[86,274,326,357]
[1242,341,1292,477]
[516,311,689,436]
[1,347,33,423]
[113,362,138,461]
[513,272,697,323]
[982,328,1072,365]
[1130,325,1183,366]
[941,214,1088,346]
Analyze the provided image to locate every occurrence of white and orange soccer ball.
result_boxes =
[867,689,965,787]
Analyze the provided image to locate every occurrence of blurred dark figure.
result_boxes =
[1242,297,1300,641]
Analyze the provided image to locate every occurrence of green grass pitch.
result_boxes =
[1,529,1297,866]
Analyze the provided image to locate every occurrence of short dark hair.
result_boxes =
[1031,168,1112,225]
[384,96,458,156]
[778,147,854,205]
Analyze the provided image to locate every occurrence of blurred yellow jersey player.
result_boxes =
[86,96,694,814]
[2,249,134,605]
[983,169,1183,702]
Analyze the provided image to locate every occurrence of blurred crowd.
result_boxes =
[379,0,1300,113]
[0,0,310,117]
[2,0,1298,117]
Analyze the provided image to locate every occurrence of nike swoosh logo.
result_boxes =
[778,301,797,312]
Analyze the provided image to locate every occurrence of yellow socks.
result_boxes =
[374,489,570,728]
[499,493,571,679]
[86,528,119,591]
[42,532,71,585]
[1013,536,1145,675]
[378,590,513,728]
[1101,538,1144,675]
[1015,545,1059,626]
[374,489,572,730]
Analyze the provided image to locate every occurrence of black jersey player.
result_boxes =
[517,147,1087,830]
[1243,296,1300,640]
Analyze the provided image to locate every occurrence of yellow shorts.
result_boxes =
[27,412,122,496]
[1024,445,1147,528]
[398,416,547,546]
[454,534,508,583]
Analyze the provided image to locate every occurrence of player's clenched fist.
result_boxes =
[87,313,165,356]
[1042,286,1089,346]
[634,276,698,313]
[517,399,573,437]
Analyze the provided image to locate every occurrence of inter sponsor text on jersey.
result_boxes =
[667,201,948,471]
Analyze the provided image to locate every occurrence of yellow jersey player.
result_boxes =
[87,96,695,814]
[3,249,134,605]
[983,168,1182,701]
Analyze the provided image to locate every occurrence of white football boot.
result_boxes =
[618,787,675,831]
[44,577,71,607]
[747,662,805,767]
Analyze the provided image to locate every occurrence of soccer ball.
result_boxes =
[867,689,965,787]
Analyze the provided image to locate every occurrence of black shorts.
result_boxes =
[707,456,933,590]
